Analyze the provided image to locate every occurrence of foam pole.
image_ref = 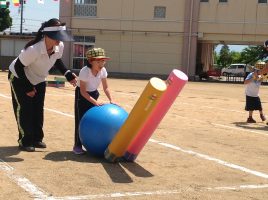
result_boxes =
[104,77,167,162]
[124,69,188,161]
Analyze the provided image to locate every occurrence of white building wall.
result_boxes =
[199,0,268,44]
[60,0,268,77]
[61,0,185,76]
[1,40,14,56]
[0,39,26,56]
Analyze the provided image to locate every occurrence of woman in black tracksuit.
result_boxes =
[8,18,76,152]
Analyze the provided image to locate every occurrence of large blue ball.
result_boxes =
[79,104,128,157]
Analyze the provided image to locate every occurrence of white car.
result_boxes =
[221,64,251,77]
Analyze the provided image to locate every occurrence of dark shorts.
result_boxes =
[245,95,262,111]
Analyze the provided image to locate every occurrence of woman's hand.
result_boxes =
[26,88,36,97]
[66,72,77,87]
[69,78,77,87]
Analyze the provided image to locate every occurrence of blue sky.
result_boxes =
[215,45,248,53]
[8,1,59,33]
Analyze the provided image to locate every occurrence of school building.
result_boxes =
[58,0,268,79]
[1,0,268,79]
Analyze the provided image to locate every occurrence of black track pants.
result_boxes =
[74,87,99,147]
[8,71,46,147]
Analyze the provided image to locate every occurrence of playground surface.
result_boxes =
[0,71,268,200]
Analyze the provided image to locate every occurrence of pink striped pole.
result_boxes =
[124,69,188,161]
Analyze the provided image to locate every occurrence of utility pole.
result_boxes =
[20,0,24,35]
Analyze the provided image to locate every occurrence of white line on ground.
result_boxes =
[176,115,268,137]
[1,92,268,179]
[2,92,265,137]
[44,108,74,118]
[1,92,268,199]
[212,123,268,137]
[0,79,257,115]
[181,102,245,114]
[207,184,268,190]
[1,156,268,200]
[0,93,11,99]
[111,91,247,114]
[44,184,268,200]
[46,94,75,97]
[49,190,183,200]
[150,139,268,179]
[0,93,74,117]
[0,159,49,199]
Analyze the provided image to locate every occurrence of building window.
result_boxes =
[73,36,95,69]
[154,6,166,19]
[258,0,267,3]
[74,0,97,17]
[219,0,228,2]
[200,0,209,2]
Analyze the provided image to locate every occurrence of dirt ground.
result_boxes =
[1,71,268,200]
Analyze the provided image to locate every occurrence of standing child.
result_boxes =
[244,69,266,123]
[73,48,113,154]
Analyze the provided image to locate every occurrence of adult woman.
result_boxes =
[8,18,76,152]
[73,48,113,154]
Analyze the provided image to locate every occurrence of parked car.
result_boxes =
[221,64,252,77]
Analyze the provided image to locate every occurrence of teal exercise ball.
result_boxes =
[79,104,128,157]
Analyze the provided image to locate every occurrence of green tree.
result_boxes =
[230,51,242,63]
[0,7,12,32]
[240,45,264,65]
[218,45,232,68]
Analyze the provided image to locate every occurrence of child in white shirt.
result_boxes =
[244,70,266,123]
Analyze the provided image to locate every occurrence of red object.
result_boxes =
[207,69,221,77]
[124,69,188,161]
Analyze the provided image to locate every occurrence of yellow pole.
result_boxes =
[104,77,167,162]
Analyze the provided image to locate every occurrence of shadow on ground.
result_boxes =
[0,146,24,162]
[43,151,153,183]
[233,121,268,132]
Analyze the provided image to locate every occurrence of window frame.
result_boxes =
[258,0,268,3]
[72,36,95,69]
[153,6,166,19]
[74,0,97,17]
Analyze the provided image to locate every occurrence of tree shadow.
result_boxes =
[43,151,153,183]
[0,146,24,162]
[232,122,268,132]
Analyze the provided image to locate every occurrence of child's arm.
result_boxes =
[101,78,113,103]
[244,77,253,84]
[79,81,101,106]
[244,73,255,84]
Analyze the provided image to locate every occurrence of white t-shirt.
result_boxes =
[77,66,108,92]
[9,39,64,85]
[245,72,261,97]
